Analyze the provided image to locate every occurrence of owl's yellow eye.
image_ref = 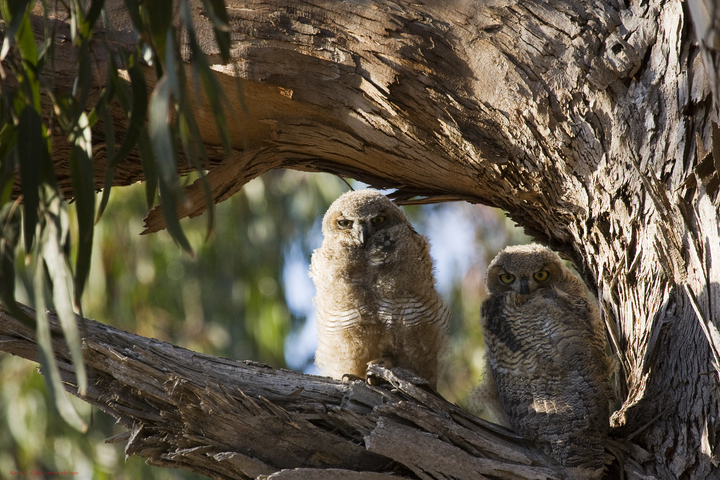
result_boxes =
[533,270,550,282]
[337,219,353,228]
[371,216,386,225]
[499,273,515,284]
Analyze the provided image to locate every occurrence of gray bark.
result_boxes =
[0,304,566,480]
[2,0,720,478]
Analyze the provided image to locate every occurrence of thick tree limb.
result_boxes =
[0,304,573,480]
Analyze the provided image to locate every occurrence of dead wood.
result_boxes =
[0,303,571,480]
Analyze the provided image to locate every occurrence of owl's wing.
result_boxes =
[317,306,372,332]
[377,295,450,330]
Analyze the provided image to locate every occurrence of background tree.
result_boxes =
[1,0,719,479]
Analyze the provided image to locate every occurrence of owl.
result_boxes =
[309,189,449,387]
[481,244,611,478]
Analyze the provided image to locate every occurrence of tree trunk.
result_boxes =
[3,0,720,478]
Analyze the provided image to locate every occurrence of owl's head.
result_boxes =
[485,244,565,295]
[322,189,406,246]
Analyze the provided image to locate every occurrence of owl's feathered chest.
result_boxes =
[481,288,610,414]
[481,289,601,376]
[310,232,442,329]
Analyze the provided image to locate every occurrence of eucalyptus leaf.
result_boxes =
[34,242,88,432]
[68,112,95,310]
[138,129,158,210]
[0,200,21,309]
[17,106,43,253]
[149,76,177,188]
[0,124,18,197]
[149,66,192,254]
[178,95,215,240]
[145,0,173,65]
[72,40,92,119]
[118,55,149,159]
[96,79,118,221]
[14,12,41,112]
[97,52,150,221]
[85,0,104,31]
[180,4,232,157]
[122,0,144,36]
[158,177,193,255]
[199,0,231,62]
[0,198,33,327]
[0,0,32,60]
[41,193,87,396]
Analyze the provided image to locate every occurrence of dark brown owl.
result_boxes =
[481,243,612,478]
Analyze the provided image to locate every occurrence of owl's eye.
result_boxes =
[533,270,550,282]
[499,273,515,284]
[337,219,353,228]
[371,216,386,225]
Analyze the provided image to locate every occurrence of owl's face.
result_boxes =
[486,244,564,295]
[322,190,402,247]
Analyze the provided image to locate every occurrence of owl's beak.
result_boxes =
[519,278,530,295]
[356,223,370,245]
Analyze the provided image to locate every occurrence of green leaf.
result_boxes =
[144,0,174,64]
[158,177,193,255]
[0,200,35,327]
[97,54,148,220]
[72,40,93,119]
[40,192,87,396]
[149,76,177,189]
[17,106,43,252]
[198,0,231,63]
[85,0,104,31]
[68,112,95,309]
[149,45,192,254]
[0,0,32,61]
[0,200,21,309]
[138,129,158,210]
[34,243,88,432]
[180,2,232,157]
[173,36,215,238]
[13,9,42,112]
[0,124,18,196]
[117,56,149,159]
[122,0,144,36]
[96,102,117,222]
[177,101,215,240]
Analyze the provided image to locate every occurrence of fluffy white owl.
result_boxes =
[310,189,449,387]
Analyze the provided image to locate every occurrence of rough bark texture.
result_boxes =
[2,0,720,478]
[0,305,568,480]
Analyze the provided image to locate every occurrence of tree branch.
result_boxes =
[0,304,567,480]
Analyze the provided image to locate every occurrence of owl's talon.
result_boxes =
[341,373,363,384]
[366,373,386,386]
[365,357,393,385]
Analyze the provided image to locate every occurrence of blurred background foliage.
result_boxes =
[0,169,528,479]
